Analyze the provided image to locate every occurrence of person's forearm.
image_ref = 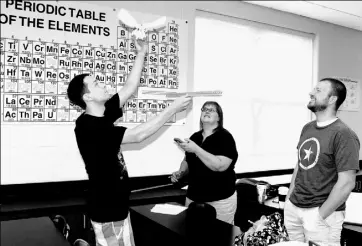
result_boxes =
[132,105,176,142]
[117,51,146,105]
[319,179,355,219]
[194,147,225,172]
[179,158,189,176]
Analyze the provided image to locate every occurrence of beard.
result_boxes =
[307,100,328,112]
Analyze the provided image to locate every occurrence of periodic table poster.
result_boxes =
[0,0,188,124]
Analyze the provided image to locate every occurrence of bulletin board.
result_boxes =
[0,0,188,125]
[335,77,360,112]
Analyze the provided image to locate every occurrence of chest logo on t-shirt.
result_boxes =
[298,137,320,170]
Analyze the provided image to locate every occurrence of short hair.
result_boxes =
[67,74,90,110]
[320,78,347,110]
[199,101,224,132]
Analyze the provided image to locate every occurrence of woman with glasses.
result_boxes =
[171,101,238,224]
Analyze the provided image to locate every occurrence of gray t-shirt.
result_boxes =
[290,119,360,210]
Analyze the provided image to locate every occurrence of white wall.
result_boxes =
[104,0,362,153]
[1,1,361,184]
[93,0,362,165]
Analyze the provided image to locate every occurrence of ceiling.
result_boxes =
[243,1,362,32]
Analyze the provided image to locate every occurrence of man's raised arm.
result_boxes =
[117,39,148,107]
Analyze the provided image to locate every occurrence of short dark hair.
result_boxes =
[67,74,90,110]
[199,101,224,132]
[320,78,346,110]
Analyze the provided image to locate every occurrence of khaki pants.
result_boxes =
[284,199,345,246]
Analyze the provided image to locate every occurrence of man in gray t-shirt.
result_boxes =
[284,78,360,246]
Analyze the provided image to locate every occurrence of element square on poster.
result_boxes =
[3,107,17,121]
[147,76,157,88]
[125,99,138,111]
[32,54,46,68]
[4,79,17,93]
[44,81,57,94]
[5,52,19,66]
[17,94,31,108]
[71,45,83,58]
[137,110,147,123]
[45,108,57,122]
[44,95,57,109]
[31,80,45,94]
[18,79,31,93]
[31,95,45,108]
[46,56,58,69]
[18,107,31,121]
[19,40,33,54]
[5,66,18,79]
[45,68,58,81]
[4,94,17,107]
[70,57,83,70]
[45,43,59,56]
[83,46,95,59]
[58,44,71,57]
[31,108,45,121]
[125,110,137,123]
[57,95,69,109]
[19,53,32,68]
[32,41,46,55]
[19,66,32,80]
[57,108,70,122]
[5,39,19,53]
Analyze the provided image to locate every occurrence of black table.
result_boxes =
[130,203,242,246]
[1,217,71,246]
[0,185,186,221]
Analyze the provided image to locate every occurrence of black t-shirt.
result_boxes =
[75,94,129,222]
[186,128,238,202]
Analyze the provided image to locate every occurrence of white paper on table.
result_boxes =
[345,192,362,225]
[151,203,187,215]
[181,185,188,190]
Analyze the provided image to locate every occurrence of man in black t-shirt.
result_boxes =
[284,78,360,246]
[67,39,192,246]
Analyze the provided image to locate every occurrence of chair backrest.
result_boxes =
[51,215,70,239]
[187,201,217,220]
[234,179,279,231]
[186,202,217,235]
[73,238,90,246]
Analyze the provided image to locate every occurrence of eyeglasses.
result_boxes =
[201,107,216,113]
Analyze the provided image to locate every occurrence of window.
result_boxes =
[193,11,314,173]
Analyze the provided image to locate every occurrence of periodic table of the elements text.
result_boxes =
[0,22,180,123]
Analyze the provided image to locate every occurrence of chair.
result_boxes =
[73,238,90,246]
[234,178,280,231]
[186,202,217,236]
[51,215,70,239]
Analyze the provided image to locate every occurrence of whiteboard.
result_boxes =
[0,0,189,184]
